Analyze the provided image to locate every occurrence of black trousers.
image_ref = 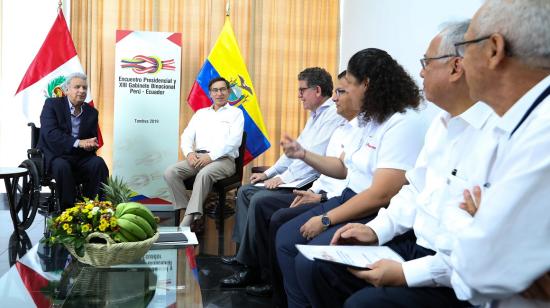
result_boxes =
[255,194,321,308]
[50,154,108,209]
[311,231,471,308]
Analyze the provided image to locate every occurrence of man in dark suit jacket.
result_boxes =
[37,72,108,210]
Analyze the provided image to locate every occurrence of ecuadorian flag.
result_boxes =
[187,17,270,165]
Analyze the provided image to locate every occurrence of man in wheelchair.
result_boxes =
[37,72,108,210]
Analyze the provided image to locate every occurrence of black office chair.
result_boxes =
[183,132,247,254]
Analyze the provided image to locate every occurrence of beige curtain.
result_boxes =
[70,0,340,172]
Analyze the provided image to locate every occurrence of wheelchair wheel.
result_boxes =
[13,159,41,230]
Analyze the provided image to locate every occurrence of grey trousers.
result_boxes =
[163,157,235,216]
[233,184,294,266]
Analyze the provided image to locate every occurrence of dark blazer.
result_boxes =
[37,96,99,170]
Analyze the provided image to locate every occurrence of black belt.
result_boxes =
[195,150,210,154]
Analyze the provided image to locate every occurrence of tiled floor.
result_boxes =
[0,193,272,307]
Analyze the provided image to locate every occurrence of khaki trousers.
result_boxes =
[163,157,235,216]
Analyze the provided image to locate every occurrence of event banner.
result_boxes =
[113,30,182,203]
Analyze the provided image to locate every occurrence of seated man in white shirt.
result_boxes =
[447,1,550,306]
[164,77,244,228]
[220,71,361,295]
[220,67,346,285]
[302,20,496,307]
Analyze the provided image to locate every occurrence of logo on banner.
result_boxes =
[228,75,253,107]
[121,55,175,74]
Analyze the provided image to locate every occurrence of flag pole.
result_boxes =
[58,0,62,12]
[226,0,230,17]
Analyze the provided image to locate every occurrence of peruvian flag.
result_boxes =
[14,9,103,147]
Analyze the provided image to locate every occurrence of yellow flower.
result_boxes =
[85,204,94,210]
[62,223,69,230]
[82,224,90,232]
[88,212,93,219]
[110,220,117,228]
[67,228,73,234]
[82,208,89,213]
[66,215,73,222]
[98,224,107,232]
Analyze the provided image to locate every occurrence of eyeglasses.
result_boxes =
[210,87,228,93]
[334,88,347,97]
[420,55,455,69]
[454,35,491,57]
[298,86,316,96]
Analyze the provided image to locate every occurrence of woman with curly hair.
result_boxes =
[274,48,428,308]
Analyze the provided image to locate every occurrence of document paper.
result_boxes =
[254,175,318,189]
[296,245,404,269]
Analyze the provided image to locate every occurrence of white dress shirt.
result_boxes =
[344,109,427,194]
[264,99,346,183]
[449,75,550,306]
[366,102,499,287]
[310,117,364,198]
[181,104,244,160]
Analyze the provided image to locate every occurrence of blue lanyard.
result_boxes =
[509,84,550,138]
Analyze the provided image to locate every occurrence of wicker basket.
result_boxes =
[65,232,160,267]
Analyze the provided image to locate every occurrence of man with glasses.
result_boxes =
[38,72,109,210]
[447,0,550,306]
[220,67,345,288]
[226,71,364,303]
[164,77,244,228]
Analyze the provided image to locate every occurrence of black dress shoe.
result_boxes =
[220,255,239,265]
[220,268,260,287]
[246,283,273,297]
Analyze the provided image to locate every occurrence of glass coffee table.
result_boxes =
[0,229,202,307]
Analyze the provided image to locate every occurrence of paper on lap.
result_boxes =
[296,244,404,269]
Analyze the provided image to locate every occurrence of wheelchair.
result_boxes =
[14,123,62,231]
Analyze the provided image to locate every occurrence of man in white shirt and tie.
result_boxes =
[164,77,244,228]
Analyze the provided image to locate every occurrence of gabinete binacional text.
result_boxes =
[118,76,177,95]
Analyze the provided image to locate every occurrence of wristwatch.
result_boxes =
[321,214,331,231]
[320,192,328,202]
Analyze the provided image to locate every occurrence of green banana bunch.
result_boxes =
[114,202,159,242]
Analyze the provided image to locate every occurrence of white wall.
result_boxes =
[0,0,70,170]
[1,1,482,170]
[340,0,482,114]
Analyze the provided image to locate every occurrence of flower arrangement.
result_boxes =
[43,198,119,257]
[41,177,160,266]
